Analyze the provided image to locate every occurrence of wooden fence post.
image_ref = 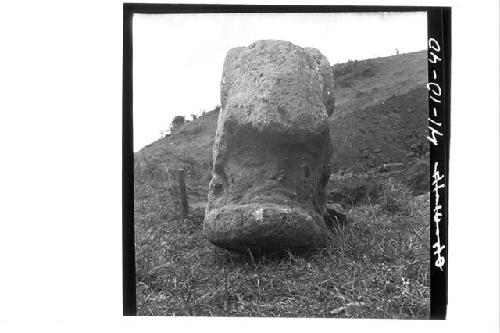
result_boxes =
[178,168,189,219]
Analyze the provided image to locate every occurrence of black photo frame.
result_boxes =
[123,4,451,318]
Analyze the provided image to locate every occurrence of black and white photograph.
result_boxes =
[1,0,500,332]
[127,6,442,318]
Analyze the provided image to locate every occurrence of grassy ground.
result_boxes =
[134,170,430,318]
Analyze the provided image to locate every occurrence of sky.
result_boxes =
[133,12,427,151]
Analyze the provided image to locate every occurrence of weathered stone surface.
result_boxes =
[204,40,335,254]
[304,47,335,116]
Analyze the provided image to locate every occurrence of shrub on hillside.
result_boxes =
[170,115,185,132]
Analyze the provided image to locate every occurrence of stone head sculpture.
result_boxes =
[204,40,335,254]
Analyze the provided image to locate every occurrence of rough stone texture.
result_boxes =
[204,40,335,254]
[304,47,335,117]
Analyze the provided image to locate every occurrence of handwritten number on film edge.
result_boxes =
[427,37,445,271]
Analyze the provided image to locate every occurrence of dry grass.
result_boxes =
[134,172,430,318]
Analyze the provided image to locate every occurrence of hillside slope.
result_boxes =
[330,87,428,170]
[333,50,427,119]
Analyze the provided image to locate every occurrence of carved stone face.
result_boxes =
[203,40,335,254]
